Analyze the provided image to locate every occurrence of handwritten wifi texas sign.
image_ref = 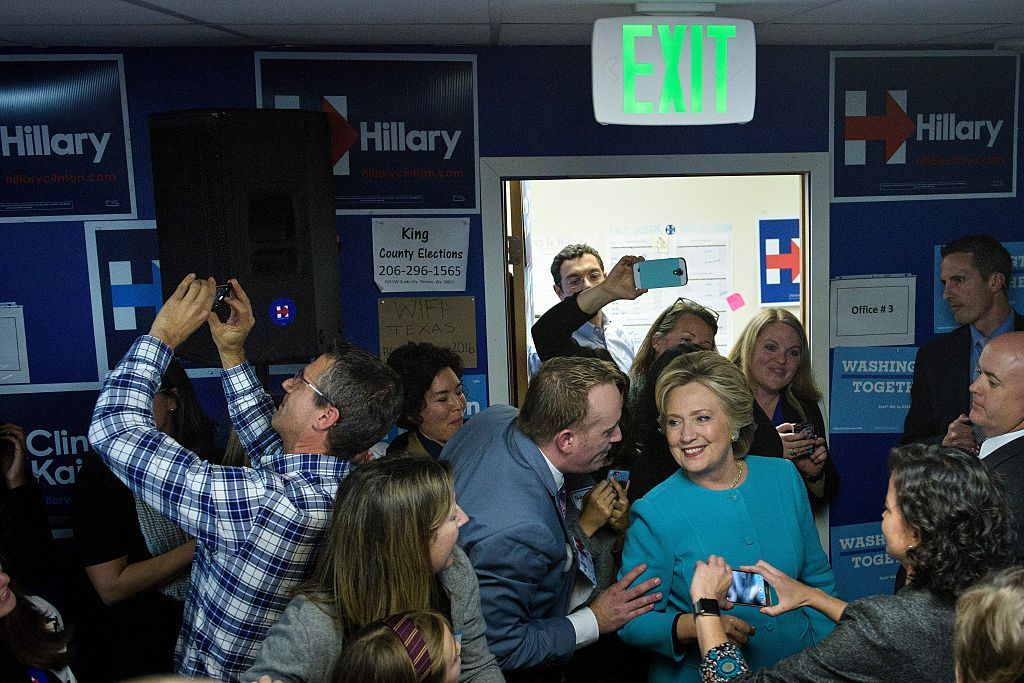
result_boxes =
[592,17,756,125]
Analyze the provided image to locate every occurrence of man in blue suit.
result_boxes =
[442,356,661,681]
[903,234,1024,449]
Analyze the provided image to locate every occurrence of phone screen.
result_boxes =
[726,570,770,606]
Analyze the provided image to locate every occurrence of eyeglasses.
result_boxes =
[674,297,720,322]
[562,270,606,290]
[293,368,338,409]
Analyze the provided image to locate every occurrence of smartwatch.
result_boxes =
[693,598,721,619]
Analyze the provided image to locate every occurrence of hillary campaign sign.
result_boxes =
[830,346,916,434]
[0,55,136,222]
[759,218,801,305]
[255,53,478,214]
[831,521,901,601]
[85,221,161,378]
[831,51,1018,202]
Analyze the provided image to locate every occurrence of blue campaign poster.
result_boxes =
[255,53,479,214]
[830,346,917,434]
[85,221,162,379]
[831,51,1018,202]
[933,241,1024,334]
[758,218,801,305]
[0,55,136,222]
[831,521,900,601]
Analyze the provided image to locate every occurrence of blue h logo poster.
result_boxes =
[86,221,161,378]
[759,218,801,305]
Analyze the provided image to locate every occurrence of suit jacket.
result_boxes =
[441,405,579,673]
[902,313,1024,445]
[984,434,1024,562]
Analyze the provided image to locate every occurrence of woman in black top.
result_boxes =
[728,308,838,506]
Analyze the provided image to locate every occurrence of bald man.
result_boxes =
[969,331,1024,561]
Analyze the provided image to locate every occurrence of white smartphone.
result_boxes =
[633,257,688,289]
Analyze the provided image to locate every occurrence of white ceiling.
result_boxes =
[1,0,1023,49]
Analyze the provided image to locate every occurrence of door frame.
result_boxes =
[480,152,832,410]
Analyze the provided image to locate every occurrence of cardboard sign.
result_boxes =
[378,296,477,368]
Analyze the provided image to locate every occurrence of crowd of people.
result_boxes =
[1,233,1022,683]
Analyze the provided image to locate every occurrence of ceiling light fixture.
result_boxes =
[633,2,717,15]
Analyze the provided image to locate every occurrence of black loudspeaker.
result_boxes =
[150,109,342,366]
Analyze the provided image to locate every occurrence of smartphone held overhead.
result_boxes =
[633,257,688,289]
[212,284,232,323]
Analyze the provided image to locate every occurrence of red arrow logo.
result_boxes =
[322,99,359,167]
[766,240,800,281]
[844,91,916,162]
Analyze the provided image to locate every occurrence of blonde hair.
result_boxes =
[654,350,755,458]
[955,567,1024,683]
[728,308,820,419]
[303,455,454,637]
[329,609,452,683]
[631,299,719,383]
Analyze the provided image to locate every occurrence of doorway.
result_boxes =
[480,153,831,408]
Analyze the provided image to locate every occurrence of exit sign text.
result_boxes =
[593,16,756,125]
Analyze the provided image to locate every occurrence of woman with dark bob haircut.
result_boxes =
[387,343,467,459]
[687,444,1012,682]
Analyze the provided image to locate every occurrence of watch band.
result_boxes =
[693,597,721,618]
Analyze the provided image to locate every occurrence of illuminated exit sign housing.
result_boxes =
[592,16,756,125]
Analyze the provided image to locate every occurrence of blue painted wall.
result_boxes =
[2,43,1021,597]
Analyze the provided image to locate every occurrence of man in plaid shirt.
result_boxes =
[89,274,403,680]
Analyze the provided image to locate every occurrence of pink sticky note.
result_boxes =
[726,293,746,311]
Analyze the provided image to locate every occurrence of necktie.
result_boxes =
[972,336,991,447]
[557,484,567,518]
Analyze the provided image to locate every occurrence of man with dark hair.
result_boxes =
[969,331,1024,561]
[89,274,403,679]
[442,356,661,680]
[903,234,1023,449]
[529,244,639,375]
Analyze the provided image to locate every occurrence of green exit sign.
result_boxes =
[592,17,756,125]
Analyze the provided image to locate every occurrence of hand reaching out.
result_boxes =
[149,274,217,350]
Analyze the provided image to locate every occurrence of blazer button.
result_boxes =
[743,536,753,545]
[765,622,775,631]
[730,493,739,502]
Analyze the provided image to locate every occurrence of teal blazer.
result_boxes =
[618,456,837,682]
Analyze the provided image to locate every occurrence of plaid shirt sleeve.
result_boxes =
[89,335,270,553]
[222,359,281,468]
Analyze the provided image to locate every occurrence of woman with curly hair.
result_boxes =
[387,343,467,459]
[687,444,1012,682]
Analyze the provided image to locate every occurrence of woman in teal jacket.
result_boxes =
[618,351,837,682]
